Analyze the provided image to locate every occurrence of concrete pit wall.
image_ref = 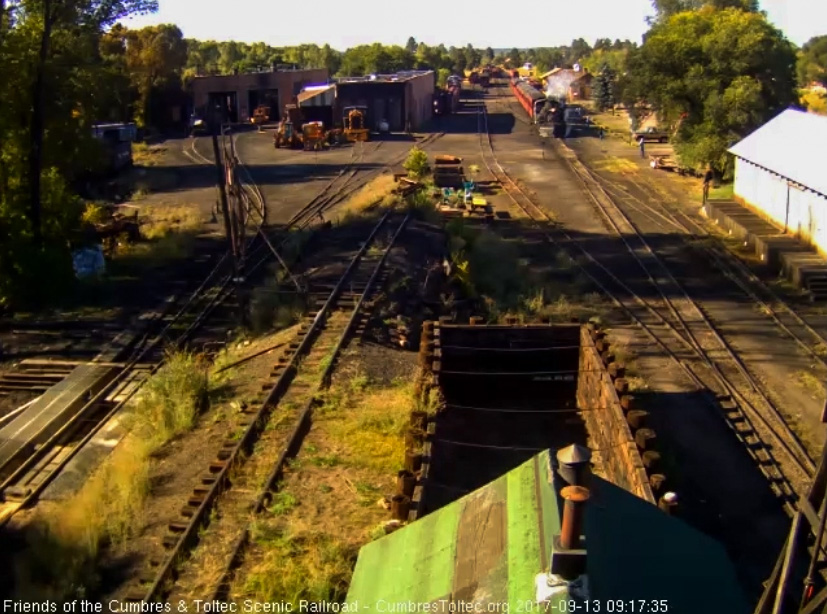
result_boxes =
[577,323,656,503]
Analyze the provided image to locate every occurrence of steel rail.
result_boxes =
[209,212,411,602]
[134,207,402,603]
[477,84,811,509]
[596,171,827,371]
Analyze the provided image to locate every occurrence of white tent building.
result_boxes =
[728,108,827,254]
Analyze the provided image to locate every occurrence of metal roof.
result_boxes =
[297,84,335,106]
[728,108,827,197]
[335,70,433,83]
[346,450,749,612]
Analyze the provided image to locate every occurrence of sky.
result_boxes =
[121,0,826,49]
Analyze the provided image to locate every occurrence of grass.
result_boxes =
[706,183,734,200]
[405,189,441,225]
[128,351,211,449]
[586,106,634,138]
[336,174,398,219]
[593,156,640,175]
[443,219,609,322]
[132,142,167,167]
[13,437,151,600]
[797,370,826,400]
[111,204,204,268]
[11,351,213,600]
[231,372,417,603]
[249,283,305,335]
[138,204,203,240]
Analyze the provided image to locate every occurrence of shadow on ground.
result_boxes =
[135,161,388,193]
[633,388,791,605]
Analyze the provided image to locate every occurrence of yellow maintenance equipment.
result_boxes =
[302,121,327,151]
[343,107,369,142]
[251,105,270,126]
[273,119,302,148]
[273,104,305,148]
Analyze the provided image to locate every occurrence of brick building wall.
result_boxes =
[191,68,329,122]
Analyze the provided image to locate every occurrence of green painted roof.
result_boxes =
[347,450,750,614]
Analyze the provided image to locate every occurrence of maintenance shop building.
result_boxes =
[190,66,329,123]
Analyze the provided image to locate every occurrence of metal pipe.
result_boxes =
[772,511,804,614]
[801,487,827,608]
[560,485,589,550]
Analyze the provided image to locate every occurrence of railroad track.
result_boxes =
[0,130,275,522]
[478,86,815,515]
[122,208,410,603]
[0,127,443,524]
[592,169,827,371]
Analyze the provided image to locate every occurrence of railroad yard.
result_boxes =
[2,29,827,613]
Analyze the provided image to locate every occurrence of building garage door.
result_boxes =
[387,97,403,132]
[373,98,386,131]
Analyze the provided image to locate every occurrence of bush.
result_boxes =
[403,147,429,179]
[130,351,209,448]
[405,189,439,223]
[249,285,304,334]
[0,169,84,309]
[81,202,110,226]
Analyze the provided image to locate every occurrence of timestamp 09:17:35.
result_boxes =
[514,600,669,613]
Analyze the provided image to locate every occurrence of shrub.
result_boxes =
[403,147,429,179]
[130,351,209,448]
[405,189,439,223]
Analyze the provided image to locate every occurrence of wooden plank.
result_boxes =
[18,359,152,369]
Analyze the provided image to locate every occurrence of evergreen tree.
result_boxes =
[594,63,616,111]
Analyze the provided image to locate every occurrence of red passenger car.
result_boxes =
[510,77,547,122]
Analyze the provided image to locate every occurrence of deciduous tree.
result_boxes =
[649,0,758,22]
[797,35,827,87]
[23,0,156,245]
[626,7,796,175]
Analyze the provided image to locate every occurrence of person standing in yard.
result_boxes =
[639,136,645,158]
[703,167,714,204]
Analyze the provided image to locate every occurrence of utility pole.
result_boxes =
[222,126,249,329]
[211,109,236,262]
[210,110,248,328]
